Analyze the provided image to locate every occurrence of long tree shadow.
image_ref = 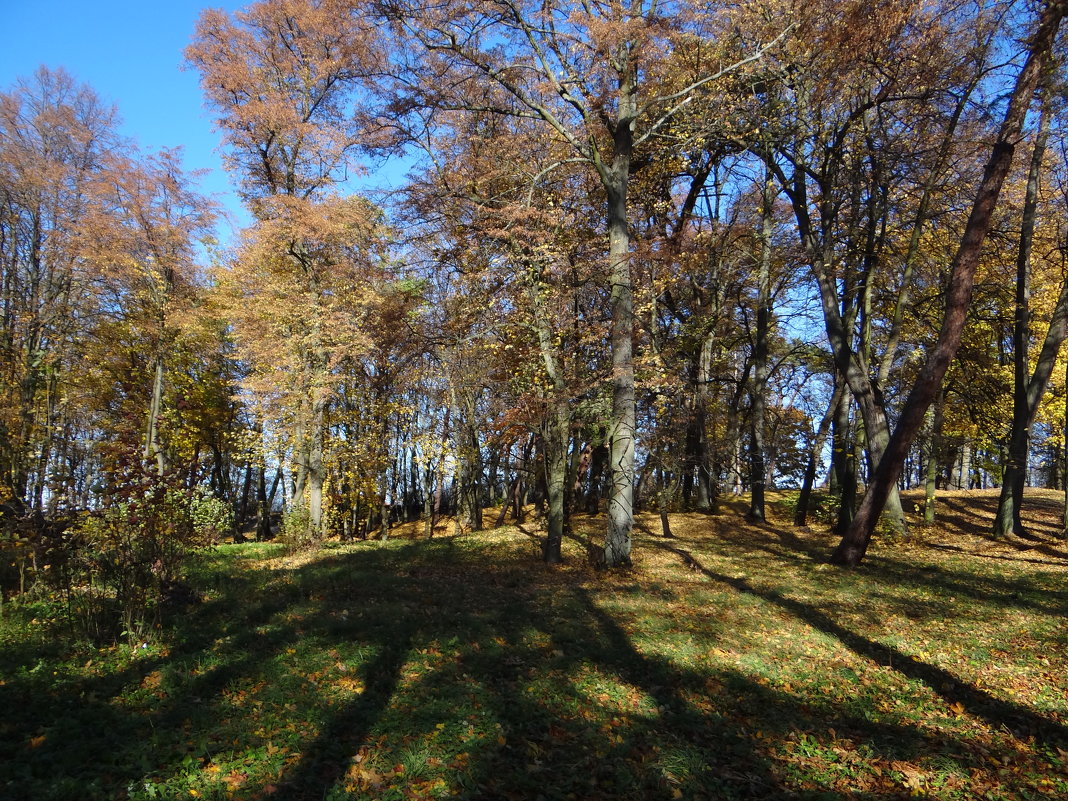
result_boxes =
[646,539,1068,747]
[6,532,1066,801]
[927,542,1068,566]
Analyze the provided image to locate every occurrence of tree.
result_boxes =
[188,0,386,538]
[0,68,120,512]
[993,91,1068,538]
[383,0,789,565]
[833,0,1068,566]
[751,0,999,537]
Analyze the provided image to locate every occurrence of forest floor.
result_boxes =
[2,489,1067,800]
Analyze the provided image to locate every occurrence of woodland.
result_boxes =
[3,0,1068,798]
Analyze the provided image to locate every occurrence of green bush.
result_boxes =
[61,482,219,642]
[188,489,235,543]
[279,504,317,554]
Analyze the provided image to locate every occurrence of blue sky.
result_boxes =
[0,0,250,235]
[0,0,410,242]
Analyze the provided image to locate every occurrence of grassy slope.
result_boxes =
[2,489,1067,800]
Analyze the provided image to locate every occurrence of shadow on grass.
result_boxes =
[927,542,1068,566]
[646,538,1068,747]
[3,533,1065,800]
[932,495,1068,551]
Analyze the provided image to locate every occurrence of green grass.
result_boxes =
[2,493,1068,800]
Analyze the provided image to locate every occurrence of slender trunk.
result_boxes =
[923,395,944,525]
[833,4,1065,565]
[236,461,253,539]
[379,491,390,541]
[723,364,750,496]
[462,391,483,532]
[995,103,1052,538]
[307,397,325,538]
[1063,358,1068,537]
[695,331,717,513]
[292,410,307,503]
[749,167,774,521]
[573,442,592,507]
[431,406,449,536]
[256,466,272,541]
[523,251,571,562]
[657,466,674,538]
[795,382,844,526]
[496,474,517,527]
[836,435,858,538]
[586,429,608,514]
[487,445,501,507]
[1049,444,1061,490]
[423,460,434,538]
[542,401,568,563]
[145,354,166,475]
[831,384,851,502]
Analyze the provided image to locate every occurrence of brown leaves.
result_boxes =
[186,0,383,200]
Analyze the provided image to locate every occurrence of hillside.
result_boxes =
[2,490,1067,800]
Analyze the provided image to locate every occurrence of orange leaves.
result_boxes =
[186,0,381,200]
[223,769,248,791]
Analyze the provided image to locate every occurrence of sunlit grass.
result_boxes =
[2,490,1067,799]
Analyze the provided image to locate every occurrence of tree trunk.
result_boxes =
[542,401,568,563]
[923,395,945,525]
[795,382,844,526]
[308,397,325,538]
[586,429,608,514]
[749,167,774,521]
[236,460,253,540]
[694,331,718,513]
[832,2,1065,565]
[255,466,272,541]
[144,354,166,475]
[1063,359,1068,538]
[657,466,674,538]
[424,459,435,538]
[603,145,635,567]
[995,102,1054,538]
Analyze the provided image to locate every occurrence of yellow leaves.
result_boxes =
[223,769,247,791]
[890,760,927,793]
[335,675,365,694]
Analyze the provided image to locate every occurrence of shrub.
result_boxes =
[279,504,317,554]
[61,481,219,642]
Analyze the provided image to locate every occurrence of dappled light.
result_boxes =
[5,2,1068,799]
[4,495,1067,799]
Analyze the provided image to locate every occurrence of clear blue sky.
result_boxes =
[0,0,410,244]
[0,0,251,236]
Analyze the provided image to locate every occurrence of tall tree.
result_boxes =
[188,0,384,538]
[992,96,1068,538]
[0,67,120,511]
[833,0,1067,565]
[383,0,788,565]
